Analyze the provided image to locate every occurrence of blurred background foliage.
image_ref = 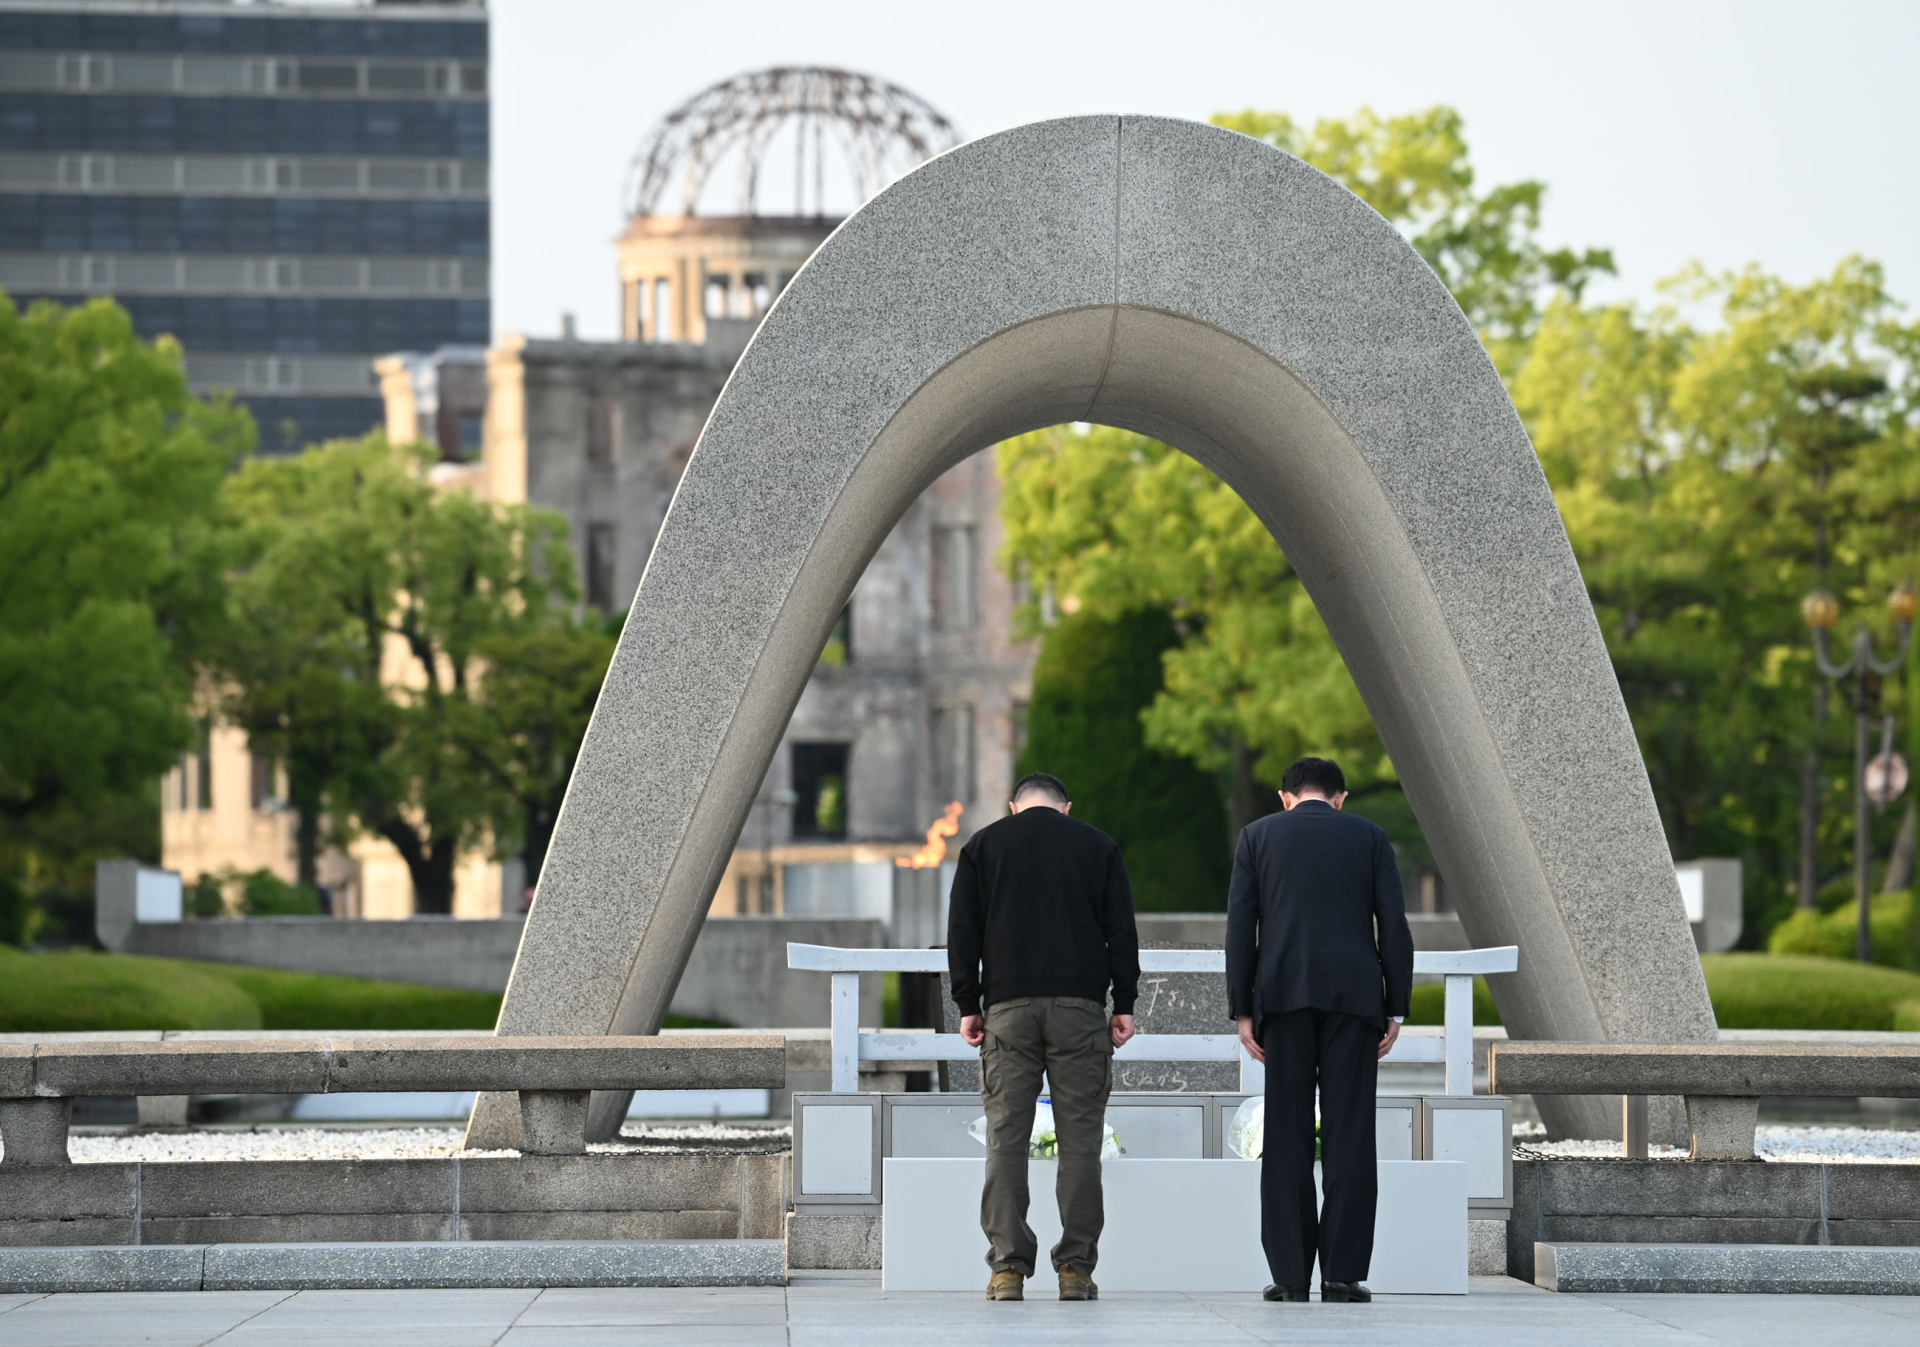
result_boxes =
[5,101,1920,1019]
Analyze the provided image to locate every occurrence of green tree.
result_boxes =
[1511,258,1920,938]
[216,433,580,913]
[0,295,248,825]
[1017,609,1232,911]
[458,609,620,898]
[0,294,250,939]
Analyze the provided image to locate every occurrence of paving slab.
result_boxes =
[6,1272,1920,1345]
[0,1289,290,1347]
[512,1284,787,1325]
[1539,1242,1920,1294]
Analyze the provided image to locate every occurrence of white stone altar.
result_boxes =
[880,1157,1468,1294]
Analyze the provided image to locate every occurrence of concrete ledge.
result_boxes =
[0,1244,207,1293]
[786,1212,881,1269]
[1490,1042,1920,1097]
[0,1241,786,1291]
[1468,1219,1507,1276]
[1536,1241,1920,1294]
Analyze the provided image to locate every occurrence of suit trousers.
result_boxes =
[978,995,1114,1276]
[1259,1007,1380,1287]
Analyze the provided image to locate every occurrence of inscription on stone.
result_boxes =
[938,943,1233,1092]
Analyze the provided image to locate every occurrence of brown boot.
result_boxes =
[1058,1268,1099,1301]
[987,1270,1024,1301]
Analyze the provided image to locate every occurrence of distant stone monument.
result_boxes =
[470,115,1716,1148]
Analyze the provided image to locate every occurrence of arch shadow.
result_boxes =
[474,116,1714,1145]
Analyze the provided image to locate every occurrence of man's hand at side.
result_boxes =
[960,1014,984,1048]
[1377,1019,1400,1060]
[1235,1014,1265,1064]
[1110,1014,1135,1048]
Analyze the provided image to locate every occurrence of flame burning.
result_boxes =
[897,801,963,869]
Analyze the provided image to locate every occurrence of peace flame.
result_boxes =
[896,801,964,869]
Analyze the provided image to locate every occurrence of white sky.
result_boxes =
[490,0,1920,342]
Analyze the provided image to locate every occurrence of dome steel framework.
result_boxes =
[626,67,961,219]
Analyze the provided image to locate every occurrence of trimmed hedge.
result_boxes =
[1406,953,1920,1033]
[1701,953,1920,1032]
[1767,890,1911,969]
[0,945,499,1033]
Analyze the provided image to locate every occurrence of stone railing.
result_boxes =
[0,1035,784,1163]
[1489,1041,1920,1159]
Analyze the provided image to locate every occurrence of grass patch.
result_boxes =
[211,964,500,1031]
[1406,977,1503,1027]
[1406,953,1920,1033]
[1701,953,1920,1032]
[0,944,499,1033]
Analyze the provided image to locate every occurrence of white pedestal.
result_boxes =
[881,1157,1467,1294]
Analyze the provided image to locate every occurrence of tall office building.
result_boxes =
[0,0,488,451]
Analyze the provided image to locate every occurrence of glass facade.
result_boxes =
[0,2,488,453]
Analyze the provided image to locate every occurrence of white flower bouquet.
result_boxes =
[1226,1096,1320,1160]
[967,1100,1124,1159]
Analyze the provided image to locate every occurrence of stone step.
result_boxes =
[1535,1241,1920,1294]
[0,1240,786,1293]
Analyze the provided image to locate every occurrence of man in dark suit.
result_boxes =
[1226,756,1414,1304]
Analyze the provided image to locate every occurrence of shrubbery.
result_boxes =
[0,944,499,1033]
[1767,890,1912,969]
[1407,952,1920,1032]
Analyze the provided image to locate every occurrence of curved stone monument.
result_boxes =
[471,116,1715,1146]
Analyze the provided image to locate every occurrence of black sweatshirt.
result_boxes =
[946,806,1140,1017]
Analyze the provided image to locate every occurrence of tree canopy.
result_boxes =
[215,433,603,913]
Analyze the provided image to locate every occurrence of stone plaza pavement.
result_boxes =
[3,1274,1920,1345]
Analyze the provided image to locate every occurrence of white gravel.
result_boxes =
[1515,1122,1920,1164]
[50,1120,1919,1165]
[63,1121,791,1164]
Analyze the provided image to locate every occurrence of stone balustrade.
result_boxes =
[1489,1042,1920,1159]
[0,1035,785,1164]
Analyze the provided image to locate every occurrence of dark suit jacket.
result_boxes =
[1225,800,1414,1028]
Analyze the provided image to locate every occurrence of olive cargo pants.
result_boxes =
[979,995,1114,1276]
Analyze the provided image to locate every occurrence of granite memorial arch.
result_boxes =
[469,115,1715,1147]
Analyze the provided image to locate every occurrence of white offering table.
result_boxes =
[881,1157,1468,1294]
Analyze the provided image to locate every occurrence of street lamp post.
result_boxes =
[1804,583,1918,962]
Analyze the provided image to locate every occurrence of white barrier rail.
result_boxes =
[787,943,1519,1097]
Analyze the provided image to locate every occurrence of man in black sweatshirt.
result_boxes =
[948,771,1140,1304]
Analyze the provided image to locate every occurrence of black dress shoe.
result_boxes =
[1320,1281,1372,1303]
[1262,1285,1310,1302]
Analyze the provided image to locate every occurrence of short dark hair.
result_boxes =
[1010,771,1070,806]
[1281,757,1346,798]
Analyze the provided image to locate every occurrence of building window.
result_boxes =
[931,524,980,631]
[586,523,617,612]
[585,399,618,467]
[653,278,672,341]
[744,271,771,313]
[931,704,976,805]
[791,742,850,840]
[705,274,730,320]
[819,605,851,666]
[195,723,213,811]
[249,752,274,811]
